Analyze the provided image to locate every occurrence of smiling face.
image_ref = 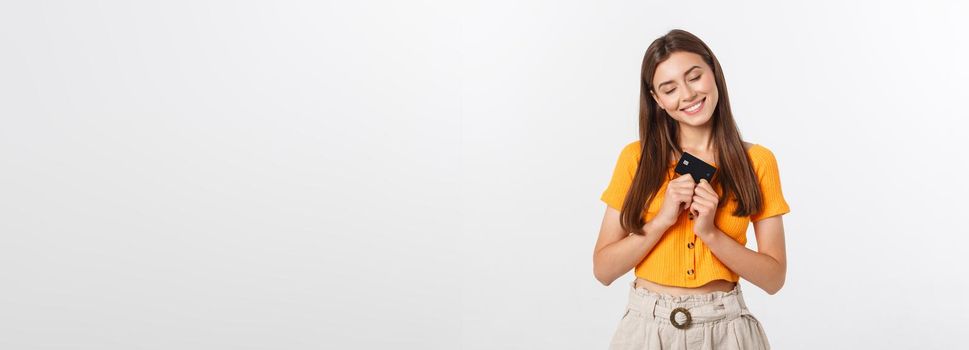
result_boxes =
[649,51,719,128]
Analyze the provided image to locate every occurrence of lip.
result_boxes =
[680,97,706,115]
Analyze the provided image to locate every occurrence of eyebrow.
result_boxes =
[656,66,702,90]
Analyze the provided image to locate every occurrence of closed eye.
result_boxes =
[664,75,702,95]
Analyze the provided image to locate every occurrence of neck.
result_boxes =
[677,122,714,153]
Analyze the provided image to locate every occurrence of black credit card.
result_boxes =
[673,151,717,184]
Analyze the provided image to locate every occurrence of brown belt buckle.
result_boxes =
[670,307,692,329]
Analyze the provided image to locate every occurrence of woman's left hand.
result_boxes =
[690,179,720,239]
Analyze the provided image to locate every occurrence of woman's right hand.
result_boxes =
[652,173,697,227]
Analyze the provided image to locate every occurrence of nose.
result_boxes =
[681,85,698,104]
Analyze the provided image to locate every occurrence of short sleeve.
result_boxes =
[600,141,640,211]
[749,146,791,222]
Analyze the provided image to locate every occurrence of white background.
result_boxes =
[1,1,968,349]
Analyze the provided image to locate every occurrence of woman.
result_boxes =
[593,29,790,349]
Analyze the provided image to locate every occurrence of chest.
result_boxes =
[643,176,751,243]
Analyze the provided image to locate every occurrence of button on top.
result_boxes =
[687,242,695,249]
[686,269,694,275]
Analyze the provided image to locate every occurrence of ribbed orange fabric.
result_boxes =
[600,140,790,288]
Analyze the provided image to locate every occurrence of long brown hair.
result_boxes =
[621,29,763,235]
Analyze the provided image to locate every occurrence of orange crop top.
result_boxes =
[600,140,790,288]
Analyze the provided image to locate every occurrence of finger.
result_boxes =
[697,179,717,195]
[693,198,717,212]
[695,183,717,198]
[698,179,714,191]
[681,185,699,196]
[693,187,717,201]
[691,200,711,216]
[675,178,695,187]
[690,197,704,211]
[680,190,693,201]
[681,197,693,210]
[668,189,687,202]
[677,173,695,184]
[690,188,710,202]
[682,182,696,191]
[692,196,714,209]
[667,182,687,194]
[689,202,702,217]
[675,178,695,189]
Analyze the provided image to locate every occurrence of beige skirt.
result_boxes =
[609,279,771,350]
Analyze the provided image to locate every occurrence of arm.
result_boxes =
[702,215,787,294]
[592,206,672,286]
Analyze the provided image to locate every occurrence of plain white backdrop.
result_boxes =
[1,1,968,349]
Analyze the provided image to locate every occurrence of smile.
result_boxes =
[680,97,705,115]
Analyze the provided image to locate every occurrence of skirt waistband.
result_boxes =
[625,279,750,327]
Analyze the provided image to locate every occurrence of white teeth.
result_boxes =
[683,99,703,113]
